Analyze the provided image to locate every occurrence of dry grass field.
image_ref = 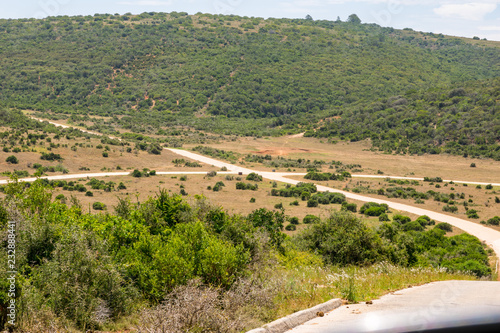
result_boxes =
[0,134,218,179]
[185,135,500,183]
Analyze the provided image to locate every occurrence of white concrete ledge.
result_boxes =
[246,298,342,333]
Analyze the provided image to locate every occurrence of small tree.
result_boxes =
[347,14,361,24]
[6,155,18,164]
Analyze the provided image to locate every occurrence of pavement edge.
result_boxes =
[246,298,342,333]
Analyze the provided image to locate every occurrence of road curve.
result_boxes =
[289,280,500,333]
[167,149,500,260]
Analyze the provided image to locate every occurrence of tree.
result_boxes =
[347,14,361,24]
[305,14,313,21]
[6,155,18,164]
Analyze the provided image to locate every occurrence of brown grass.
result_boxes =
[186,136,500,183]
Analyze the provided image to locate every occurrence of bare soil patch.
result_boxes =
[254,147,312,156]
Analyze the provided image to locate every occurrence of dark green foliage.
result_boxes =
[102,152,109,158]
[306,198,318,207]
[296,211,384,265]
[131,169,144,178]
[485,184,493,190]
[271,182,317,198]
[360,202,388,216]
[304,171,348,181]
[212,181,225,192]
[303,214,320,224]
[247,208,285,251]
[435,222,453,232]
[310,192,346,205]
[289,217,299,225]
[486,216,500,226]
[403,221,424,232]
[246,173,263,182]
[92,202,106,210]
[443,205,458,213]
[156,190,191,229]
[40,152,63,161]
[392,214,412,224]
[466,209,479,219]
[311,79,500,160]
[378,213,390,222]
[5,155,18,164]
[342,203,357,213]
[235,182,258,191]
[285,224,296,231]
[424,177,443,183]
[274,203,283,209]
[87,178,115,192]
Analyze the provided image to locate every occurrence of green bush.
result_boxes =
[360,202,388,216]
[5,155,18,164]
[306,198,318,207]
[303,214,320,224]
[466,209,479,219]
[435,222,453,232]
[403,221,424,232]
[285,224,297,231]
[131,169,143,177]
[392,214,411,224]
[342,203,357,213]
[296,211,384,266]
[246,172,262,182]
[289,217,299,225]
[92,202,106,210]
[378,213,390,222]
[487,216,500,226]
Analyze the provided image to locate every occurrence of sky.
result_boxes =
[2,0,500,41]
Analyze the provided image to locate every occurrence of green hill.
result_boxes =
[307,78,500,160]
[0,12,499,154]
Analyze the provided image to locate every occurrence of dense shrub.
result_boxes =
[296,211,385,265]
[5,155,18,164]
[303,215,320,224]
[92,202,106,210]
[435,222,453,232]
[360,202,388,216]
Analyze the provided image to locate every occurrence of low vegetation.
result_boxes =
[0,179,492,332]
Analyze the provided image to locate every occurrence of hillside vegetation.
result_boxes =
[308,78,500,160]
[0,12,499,157]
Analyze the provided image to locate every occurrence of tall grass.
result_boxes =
[269,262,477,319]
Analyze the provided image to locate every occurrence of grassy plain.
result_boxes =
[187,135,500,183]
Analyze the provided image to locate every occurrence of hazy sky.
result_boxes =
[3,0,500,41]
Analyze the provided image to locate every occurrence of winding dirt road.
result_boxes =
[5,120,500,260]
